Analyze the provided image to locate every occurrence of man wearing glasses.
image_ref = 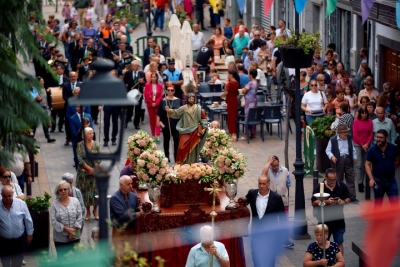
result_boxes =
[365,129,400,205]
[372,107,396,144]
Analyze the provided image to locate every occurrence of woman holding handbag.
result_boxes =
[144,73,164,143]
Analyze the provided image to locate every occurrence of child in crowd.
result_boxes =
[331,87,349,117]
[241,47,249,62]
[366,101,377,120]
[224,49,235,66]
[344,84,358,117]
[209,73,222,85]
[325,93,334,115]
[62,2,71,20]
[86,4,95,21]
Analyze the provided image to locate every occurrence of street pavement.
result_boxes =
[21,5,400,267]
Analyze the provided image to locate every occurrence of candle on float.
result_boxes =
[320,182,324,196]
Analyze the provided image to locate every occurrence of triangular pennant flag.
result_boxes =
[237,0,246,15]
[396,0,400,28]
[326,0,338,17]
[295,0,307,14]
[263,0,274,17]
[362,0,376,24]
[362,200,400,267]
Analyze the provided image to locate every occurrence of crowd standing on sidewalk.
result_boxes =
[6,0,400,265]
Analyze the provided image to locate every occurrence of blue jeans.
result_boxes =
[305,114,324,125]
[17,173,25,194]
[328,228,345,244]
[154,8,165,29]
[373,177,399,205]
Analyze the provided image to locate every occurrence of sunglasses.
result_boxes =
[254,35,260,37]
[365,83,372,86]
[328,63,333,65]
[2,175,11,179]
[58,188,68,192]
[361,112,368,114]
[310,84,317,87]
[167,89,175,92]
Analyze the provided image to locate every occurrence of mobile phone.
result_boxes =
[332,197,339,201]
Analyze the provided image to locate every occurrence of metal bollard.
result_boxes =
[313,170,319,189]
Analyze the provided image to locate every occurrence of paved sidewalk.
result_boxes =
[20,5,400,267]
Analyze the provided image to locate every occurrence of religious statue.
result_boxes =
[165,83,208,164]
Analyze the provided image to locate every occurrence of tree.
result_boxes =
[0,0,54,164]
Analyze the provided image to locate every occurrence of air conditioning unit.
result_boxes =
[349,49,358,77]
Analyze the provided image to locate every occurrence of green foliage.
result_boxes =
[275,30,322,55]
[0,0,55,165]
[310,115,336,138]
[113,4,143,28]
[25,192,52,213]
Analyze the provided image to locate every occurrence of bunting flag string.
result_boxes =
[361,0,376,24]
[326,0,338,17]
[263,0,274,17]
[295,0,307,14]
[237,0,246,15]
[396,0,400,28]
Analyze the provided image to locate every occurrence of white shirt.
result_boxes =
[301,90,328,112]
[256,69,267,86]
[276,28,292,38]
[8,146,30,177]
[191,31,206,51]
[256,191,269,219]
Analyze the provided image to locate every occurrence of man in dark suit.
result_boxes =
[77,38,96,68]
[62,72,82,145]
[103,69,122,147]
[112,42,128,69]
[143,37,155,68]
[45,64,70,133]
[246,175,291,267]
[77,57,92,81]
[70,105,93,170]
[123,60,146,129]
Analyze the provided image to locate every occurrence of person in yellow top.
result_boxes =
[210,0,223,28]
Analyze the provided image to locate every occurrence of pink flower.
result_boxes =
[222,150,228,156]
[139,140,146,147]
[149,168,157,175]
[225,159,231,165]
[227,167,235,173]
[210,136,216,142]
[218,162,224,168]
[214,133,219,137]
[153,157,160,164]
[221,139,227,145]
[137,159,145,167]
[159,168,166,175]
[143,174,149,181]
[219,168,226,174]
[194,173,200,179]
[234,171,240,177]
[134,148,141,155]
[156,174,163,181]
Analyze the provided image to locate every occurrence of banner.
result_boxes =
[361,0,376,24]
[263,0,274,17]
[237,0,246,14]
[295,0,307,14]
[326,0,338,17]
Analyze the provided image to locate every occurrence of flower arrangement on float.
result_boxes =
[136,149,170,213]
[166,163,214,184]
[213,147,248,209]
[126,130,157,161]
[201,128,231,160]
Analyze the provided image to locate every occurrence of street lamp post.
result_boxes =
[147,0,153,37]
[70,59,133,240]
[291,8,311,240]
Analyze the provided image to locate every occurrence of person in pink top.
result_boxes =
[352,106,374,193]
[331,87,349,117]
[144,73,164,143]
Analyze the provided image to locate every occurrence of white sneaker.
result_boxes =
[22,260,26,266]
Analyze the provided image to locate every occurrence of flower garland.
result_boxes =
[213,148,247,182]
[201,128,231,160]
[166,163,214,184]
[126,130,157,161]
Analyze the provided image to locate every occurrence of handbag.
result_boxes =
[240,96,246,108]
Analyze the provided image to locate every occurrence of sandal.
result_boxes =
[240,136,248,140]
[85,215,90,221]
[93,212,99,220]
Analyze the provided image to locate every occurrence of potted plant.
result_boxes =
[213,148,247,210]
[25,192,51,252]
[274,30,321,69]
[310,115,336,173]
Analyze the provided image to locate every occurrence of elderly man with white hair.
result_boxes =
[123,60,146,129]
[110,176,141,248]
[185,225,230,267]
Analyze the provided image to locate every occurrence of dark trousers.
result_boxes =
[196,9,205,29]
[51,109,64,131]
[65,115,72,142]
[0,235,25,267]
[32,122,50,139]
[72,140,78,170]
[91,105,99,122]
[103,107,121,143]
[54,239,80,258]
[162,124,179,161]
[126,105,134,123]
[209,7,214,27]
[133,100,144,127]
[334,156,356,200]
[17,173,25,194]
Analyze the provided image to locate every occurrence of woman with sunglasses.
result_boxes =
[156,84,181,161]
[301,79,328,125]
[358,76,379,104]
[50,180,82,257]
[0,167,24,200]
[353,107,373,193]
